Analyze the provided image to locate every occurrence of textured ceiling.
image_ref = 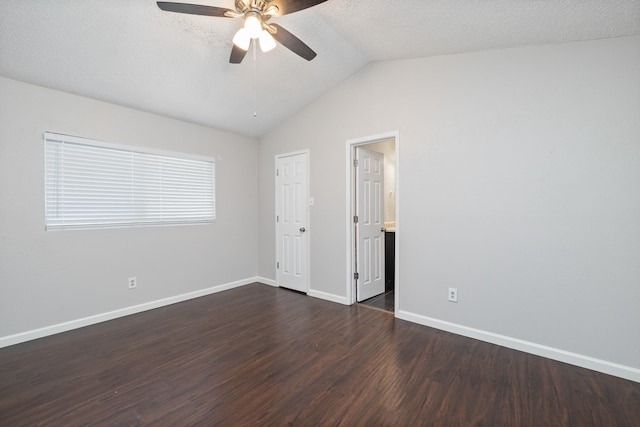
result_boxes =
[1,0,638,137]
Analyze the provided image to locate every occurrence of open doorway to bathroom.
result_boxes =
[346,132,398,314]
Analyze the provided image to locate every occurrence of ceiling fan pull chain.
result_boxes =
[253,40,258,118]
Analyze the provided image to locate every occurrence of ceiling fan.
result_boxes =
[157,0,327,63]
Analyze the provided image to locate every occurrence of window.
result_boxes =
[44,132,215,230]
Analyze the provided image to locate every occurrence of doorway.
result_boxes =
[346,132,399,313]
[275,150,310,293]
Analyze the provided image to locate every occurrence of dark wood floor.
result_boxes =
[1,283,638,426]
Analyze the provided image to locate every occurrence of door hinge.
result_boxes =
[276,168,279,176]
[353,159,359,167]
[277,261,280,269]
[353,215,358,224]
[354,272,359,280]
[276,215,279,222]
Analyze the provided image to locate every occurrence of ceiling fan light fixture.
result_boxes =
[157,0,323,64]
[259,30,276,52]
[232,27,251,51]
[244,13,262,39]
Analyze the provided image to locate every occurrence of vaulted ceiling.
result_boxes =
[1,0,638,137]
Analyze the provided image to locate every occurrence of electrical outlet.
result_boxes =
[128,277,137,289]
[448,287,458,303]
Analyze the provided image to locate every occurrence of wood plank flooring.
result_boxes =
[1,283,638,426]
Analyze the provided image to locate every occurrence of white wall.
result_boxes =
[0,77,258,340]
[366,139,396,224]
[257,36,640,377]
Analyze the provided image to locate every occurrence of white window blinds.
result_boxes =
[45,132,215,230]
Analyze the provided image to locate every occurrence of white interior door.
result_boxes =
[276,152,308,293]
[356,147,385,302]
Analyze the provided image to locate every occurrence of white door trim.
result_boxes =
[345,132,400,312]
[275,149,311,293]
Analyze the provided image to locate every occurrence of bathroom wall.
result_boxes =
[365,139,396,226]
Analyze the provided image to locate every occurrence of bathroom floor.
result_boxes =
[359,290,394,312]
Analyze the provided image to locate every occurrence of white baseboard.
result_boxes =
[256,276,348,305]
[7,281,635,383]
[308,288,349,305]
[256,276,278,287]
[0,277,258,349]
[397,309,640,383]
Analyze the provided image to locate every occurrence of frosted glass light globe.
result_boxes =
[244,15,262,39]
[232,28,250,50]
[259,30,276,52]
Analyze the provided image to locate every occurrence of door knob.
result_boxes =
[300,227,306,233]
[381,227,386,232]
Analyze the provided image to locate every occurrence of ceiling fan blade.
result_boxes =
[271,0,327,16]
[230,42,250,64]
[271,24,316,61]
[157,2,234,17]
